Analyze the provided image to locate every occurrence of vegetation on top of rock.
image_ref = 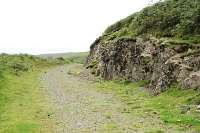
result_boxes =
[103,0,200,44]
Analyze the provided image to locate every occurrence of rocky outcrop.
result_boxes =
[87,37,200,94]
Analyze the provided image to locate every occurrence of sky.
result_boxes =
[0,0,157,55]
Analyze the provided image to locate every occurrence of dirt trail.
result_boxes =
[41,64,191,133]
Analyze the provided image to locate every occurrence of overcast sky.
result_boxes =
[0,0,157,55]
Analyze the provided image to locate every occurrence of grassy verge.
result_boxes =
[96,80,200,132]
[0,55,56,133]
[0,70,55,133]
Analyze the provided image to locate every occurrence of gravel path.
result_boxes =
[40,64,193,133]
[41,65,136,133]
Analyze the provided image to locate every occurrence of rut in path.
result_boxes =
[41,64,191,133]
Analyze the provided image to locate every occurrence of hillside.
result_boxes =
[103,0,200,43]
[87,0,200,94]
[85,0,200,131]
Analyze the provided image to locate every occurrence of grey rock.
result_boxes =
[182,71,200,89]
[87,37,200,94]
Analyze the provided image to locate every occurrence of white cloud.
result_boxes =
[0,0,157,54]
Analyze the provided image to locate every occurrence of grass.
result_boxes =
[0,55,56,133]
[145,129,164,133]
[96,80,200,132]
[101,122,120,132]
[0,68,55,133]
[148,88,200,129]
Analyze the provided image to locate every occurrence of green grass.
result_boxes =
[101,122,121,132]
[96,80,200,132]
[147,88,200,129]
[0,54,56,133]
[145,129,164,133]
[0,68,55,133]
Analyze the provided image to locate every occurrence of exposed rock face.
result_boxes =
[87,37,200,94]
[182,71,200,89]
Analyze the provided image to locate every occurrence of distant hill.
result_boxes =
[38,52,89,64]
